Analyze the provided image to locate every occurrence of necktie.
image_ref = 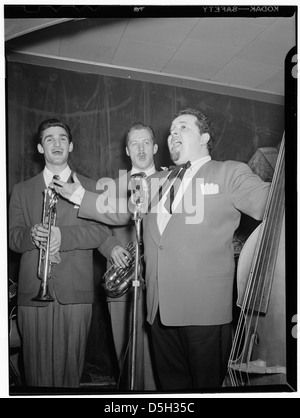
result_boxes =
[53,174,60,181]
[164,161,191,214]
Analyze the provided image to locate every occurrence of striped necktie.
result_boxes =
[164,161,191,214]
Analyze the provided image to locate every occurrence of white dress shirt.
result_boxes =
[131,165,156,177]
[43,165,72,188]
[157,156,211,234]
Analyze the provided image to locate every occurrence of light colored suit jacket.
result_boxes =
[98,171,135,260]
[9,171,110,306]
[78,160,270,326]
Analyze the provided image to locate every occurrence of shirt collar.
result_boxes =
[189,155,211,171]
[43,165,72,187]
[131,165,156,177]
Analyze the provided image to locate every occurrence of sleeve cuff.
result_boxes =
[98,236,123,260]
[70,185,85,205]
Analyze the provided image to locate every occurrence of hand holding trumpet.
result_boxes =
[31,223,61,256]
[31,223,48,249]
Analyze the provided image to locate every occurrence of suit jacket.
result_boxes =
[98,171,135,260]
[9,171,110,306]
[78,160,270,326]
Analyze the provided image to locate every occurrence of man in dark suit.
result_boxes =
[53,108,271,391]
[98,123,157,390]
[9,118,111,388]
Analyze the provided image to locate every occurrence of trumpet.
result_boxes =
[32,187,59,302]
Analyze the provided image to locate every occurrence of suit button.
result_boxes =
[159,245,163,250]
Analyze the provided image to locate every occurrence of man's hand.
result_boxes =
[52,172,82,200]
[31,223,49,249]
[31,223,61,254]
[110,245,132,268]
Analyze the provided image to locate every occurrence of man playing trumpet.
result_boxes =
[9,119,111,388]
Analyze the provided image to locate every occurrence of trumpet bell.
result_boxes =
[32,281,55,302]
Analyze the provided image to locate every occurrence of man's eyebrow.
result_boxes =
[171,120,187,129]
[43,134,53,140]
[43,133,68,140]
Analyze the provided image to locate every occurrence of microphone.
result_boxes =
[128,172,149,216]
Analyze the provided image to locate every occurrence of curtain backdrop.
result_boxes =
[7,61,285,388]
[7,61,284,194]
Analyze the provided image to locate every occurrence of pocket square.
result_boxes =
[200,183,219,195]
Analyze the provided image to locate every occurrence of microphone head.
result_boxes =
[128,172,149,214]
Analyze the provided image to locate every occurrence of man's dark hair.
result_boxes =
[125,122,156,147]
[37,118,72,144]
[176,108,215,152]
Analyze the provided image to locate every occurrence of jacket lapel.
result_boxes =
[145,172,169,241]
[159,163,209,237]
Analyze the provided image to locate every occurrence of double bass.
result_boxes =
[227,135,286,387]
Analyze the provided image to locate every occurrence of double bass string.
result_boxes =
[243,139,285,380]
[247,139,285,350]
[228,137,285,386]
[228,198,269,385]
[251,157,285,346]
[228,194,273,385]
[229,223,267,385]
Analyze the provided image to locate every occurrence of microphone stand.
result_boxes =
[129,202,142,391]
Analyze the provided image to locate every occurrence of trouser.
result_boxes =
[108,288,157,390]
[151,313,232,391]
[18,299,92,388]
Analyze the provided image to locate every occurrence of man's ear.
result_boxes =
[69,142,74,153]
[200,133,210,145]
[126,147,130,156]
[37,143,44,154]
[153,144,158,155]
